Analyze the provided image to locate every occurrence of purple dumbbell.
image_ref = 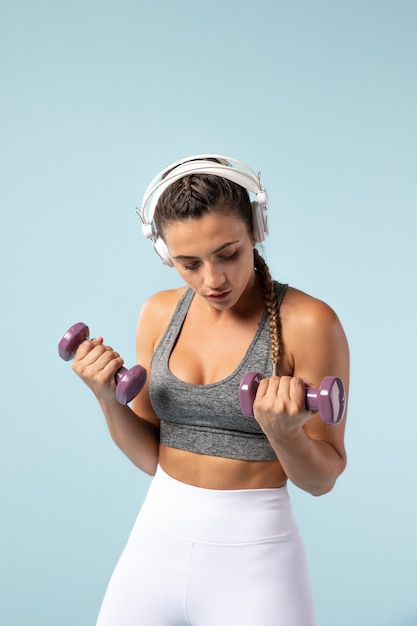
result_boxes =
[239,372,346,424]
[58,322,147,405]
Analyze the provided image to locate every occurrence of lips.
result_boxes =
[206,290,231,301]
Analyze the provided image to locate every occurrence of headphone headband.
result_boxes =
[136,154,269,266]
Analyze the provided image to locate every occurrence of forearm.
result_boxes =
[98,397,160,475]
[266,427,346,496]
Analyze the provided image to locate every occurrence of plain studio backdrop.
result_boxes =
[0,1,416,624]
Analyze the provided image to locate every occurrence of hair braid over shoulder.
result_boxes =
[254,248,282,375]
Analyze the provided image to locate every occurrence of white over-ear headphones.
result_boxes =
[136,154,269,266]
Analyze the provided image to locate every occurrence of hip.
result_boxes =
[138,464,299,545]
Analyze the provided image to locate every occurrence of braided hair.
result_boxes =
[154,171,282,373]
[253,248,282,374]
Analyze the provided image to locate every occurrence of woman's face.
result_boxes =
[162,210,256,311]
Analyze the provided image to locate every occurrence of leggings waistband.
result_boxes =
[137,465,299,545]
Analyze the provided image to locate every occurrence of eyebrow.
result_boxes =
[172,240,240,261]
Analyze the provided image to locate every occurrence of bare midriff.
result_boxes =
[158,444,288,490]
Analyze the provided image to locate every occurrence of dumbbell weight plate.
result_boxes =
[58,323,90,361]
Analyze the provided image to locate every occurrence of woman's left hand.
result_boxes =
[253,375,317,440]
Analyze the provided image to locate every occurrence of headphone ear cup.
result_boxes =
[153,237,174,267]
[251,201,269,243]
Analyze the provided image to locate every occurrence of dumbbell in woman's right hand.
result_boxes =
[58,322,147,404]
[239,372,346,425]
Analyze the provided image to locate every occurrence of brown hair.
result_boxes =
[155,172,282,372]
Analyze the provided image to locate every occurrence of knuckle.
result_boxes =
[291,376,304,387]
[288,402,302,417]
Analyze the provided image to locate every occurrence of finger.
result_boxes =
[90,353,123,384]
[256,376,279,406]
[256,375,277,397]
[255,376,282,414]
[276,375,292,401]
[74,336,104,360]
[276,376,302,416]
[256,376,305,416]
[277,377,306,416]
[73,342,123,377]
[80,341,118,366]
[289,377,306,404]
[93,348,122,370]
[91,350,124,379]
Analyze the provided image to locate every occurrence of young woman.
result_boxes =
[72,155,349,626]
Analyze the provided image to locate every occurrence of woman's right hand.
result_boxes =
[71,337,124,404]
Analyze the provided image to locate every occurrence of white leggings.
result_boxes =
[96,465,316,626]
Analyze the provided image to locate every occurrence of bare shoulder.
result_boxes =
[280,286,349,379]
[140,286,188,317]
[281,286,342,332]
[137,286,189,348]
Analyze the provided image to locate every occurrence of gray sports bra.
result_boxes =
[149,281,288,461]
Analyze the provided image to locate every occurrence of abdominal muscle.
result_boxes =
[158,444,288,490]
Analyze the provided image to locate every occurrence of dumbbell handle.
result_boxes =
[58,322,147,405]
[239,372,346,424]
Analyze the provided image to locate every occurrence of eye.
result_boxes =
[182,261,200,271]
[218,250,238,262]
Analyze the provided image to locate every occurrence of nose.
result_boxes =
[203,262,226,290]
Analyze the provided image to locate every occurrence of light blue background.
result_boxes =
[1,1,416,624]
